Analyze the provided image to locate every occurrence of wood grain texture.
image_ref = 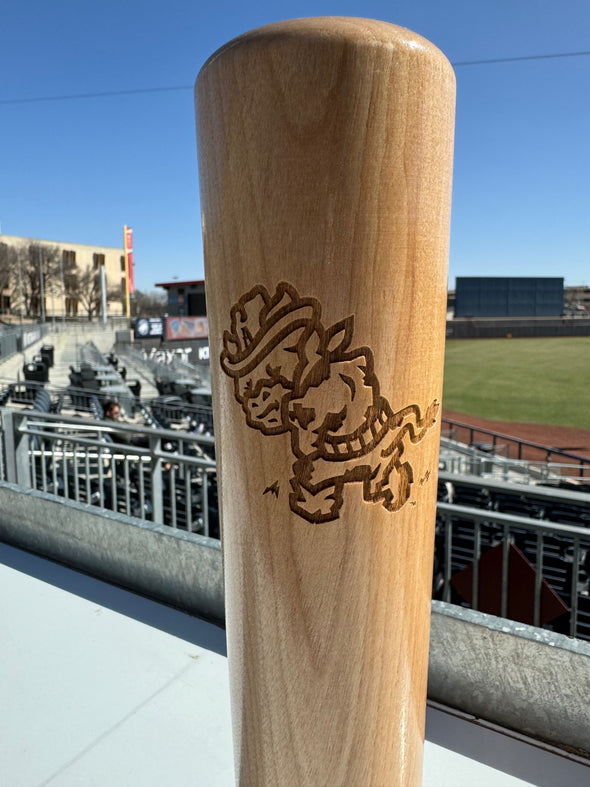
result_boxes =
[195,17,455,786]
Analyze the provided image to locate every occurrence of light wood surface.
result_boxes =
[196,17,455,786]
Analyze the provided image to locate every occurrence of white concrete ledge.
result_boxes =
[5,544,589,787]
[0,481,224,622]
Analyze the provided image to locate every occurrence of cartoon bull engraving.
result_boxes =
[220,281,438,524]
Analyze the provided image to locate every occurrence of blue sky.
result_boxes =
[1,1,589,292]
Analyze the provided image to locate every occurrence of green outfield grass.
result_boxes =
[442,336,590,430]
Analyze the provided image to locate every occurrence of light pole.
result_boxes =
[59,253,66,324]
[38,247,46,323]
[17,255,23,323]
[100,262,107,326]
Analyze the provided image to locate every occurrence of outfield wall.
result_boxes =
[447,316,590,339]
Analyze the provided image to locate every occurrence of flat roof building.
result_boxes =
[155,279,206,318]
[0,233,127,319]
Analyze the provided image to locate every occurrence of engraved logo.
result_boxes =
[221,282,438,523]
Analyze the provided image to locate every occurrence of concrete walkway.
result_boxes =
[2,542,589,787]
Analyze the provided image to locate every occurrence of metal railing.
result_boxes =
[442,416,590,477]
[436,503,590,639]
[438,470,590,519]
[0,323,50,361]
[1,409,218,537]
[119,344,211,390]
[435,473,590,641]
[2,407,590,639]
[439,437,590,486]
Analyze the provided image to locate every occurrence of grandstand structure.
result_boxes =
[1,335,589,642]
[1,332,590,633]
[0,324,589,773]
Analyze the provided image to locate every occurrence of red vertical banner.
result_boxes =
[124,225,134,293]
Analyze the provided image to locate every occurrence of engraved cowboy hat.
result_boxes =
[221,281,320,381]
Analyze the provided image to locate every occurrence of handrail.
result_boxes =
[442,416,590,472]
[1,408,218,536]
[438,470,590,507]
[437,501,590,538]
[435,501,590,639]
[15,408,216,445]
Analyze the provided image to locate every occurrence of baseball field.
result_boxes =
[442,336,590,431]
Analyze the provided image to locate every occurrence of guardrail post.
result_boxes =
[1,409,31,486]
[148,433,164,524]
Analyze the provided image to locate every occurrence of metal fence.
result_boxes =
[435,473,590,641]
[119,344,211,390]
[0,323,49,362]
[2,407,590,640]
[439,438,590,487]
[1,409,218,538]
[447,316,590,339]
[0,318,128,366]
[442,417,590,477]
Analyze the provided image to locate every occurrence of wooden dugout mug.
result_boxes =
[196,17,455,787]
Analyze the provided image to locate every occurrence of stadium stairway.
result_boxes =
[0,325,119,388]
[114,349,159,400]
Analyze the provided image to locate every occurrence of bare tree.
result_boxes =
[0,243,16,313]
[61,251,80,317]
[15,243,61,318]
[131,289,167,317]
[68,267,102,320]
[60,257,124,320]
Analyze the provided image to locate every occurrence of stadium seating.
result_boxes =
[23,360,49,383]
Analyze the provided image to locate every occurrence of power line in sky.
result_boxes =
[1,49,590,105]
[0,85,192,105]
[452,49,590,67]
